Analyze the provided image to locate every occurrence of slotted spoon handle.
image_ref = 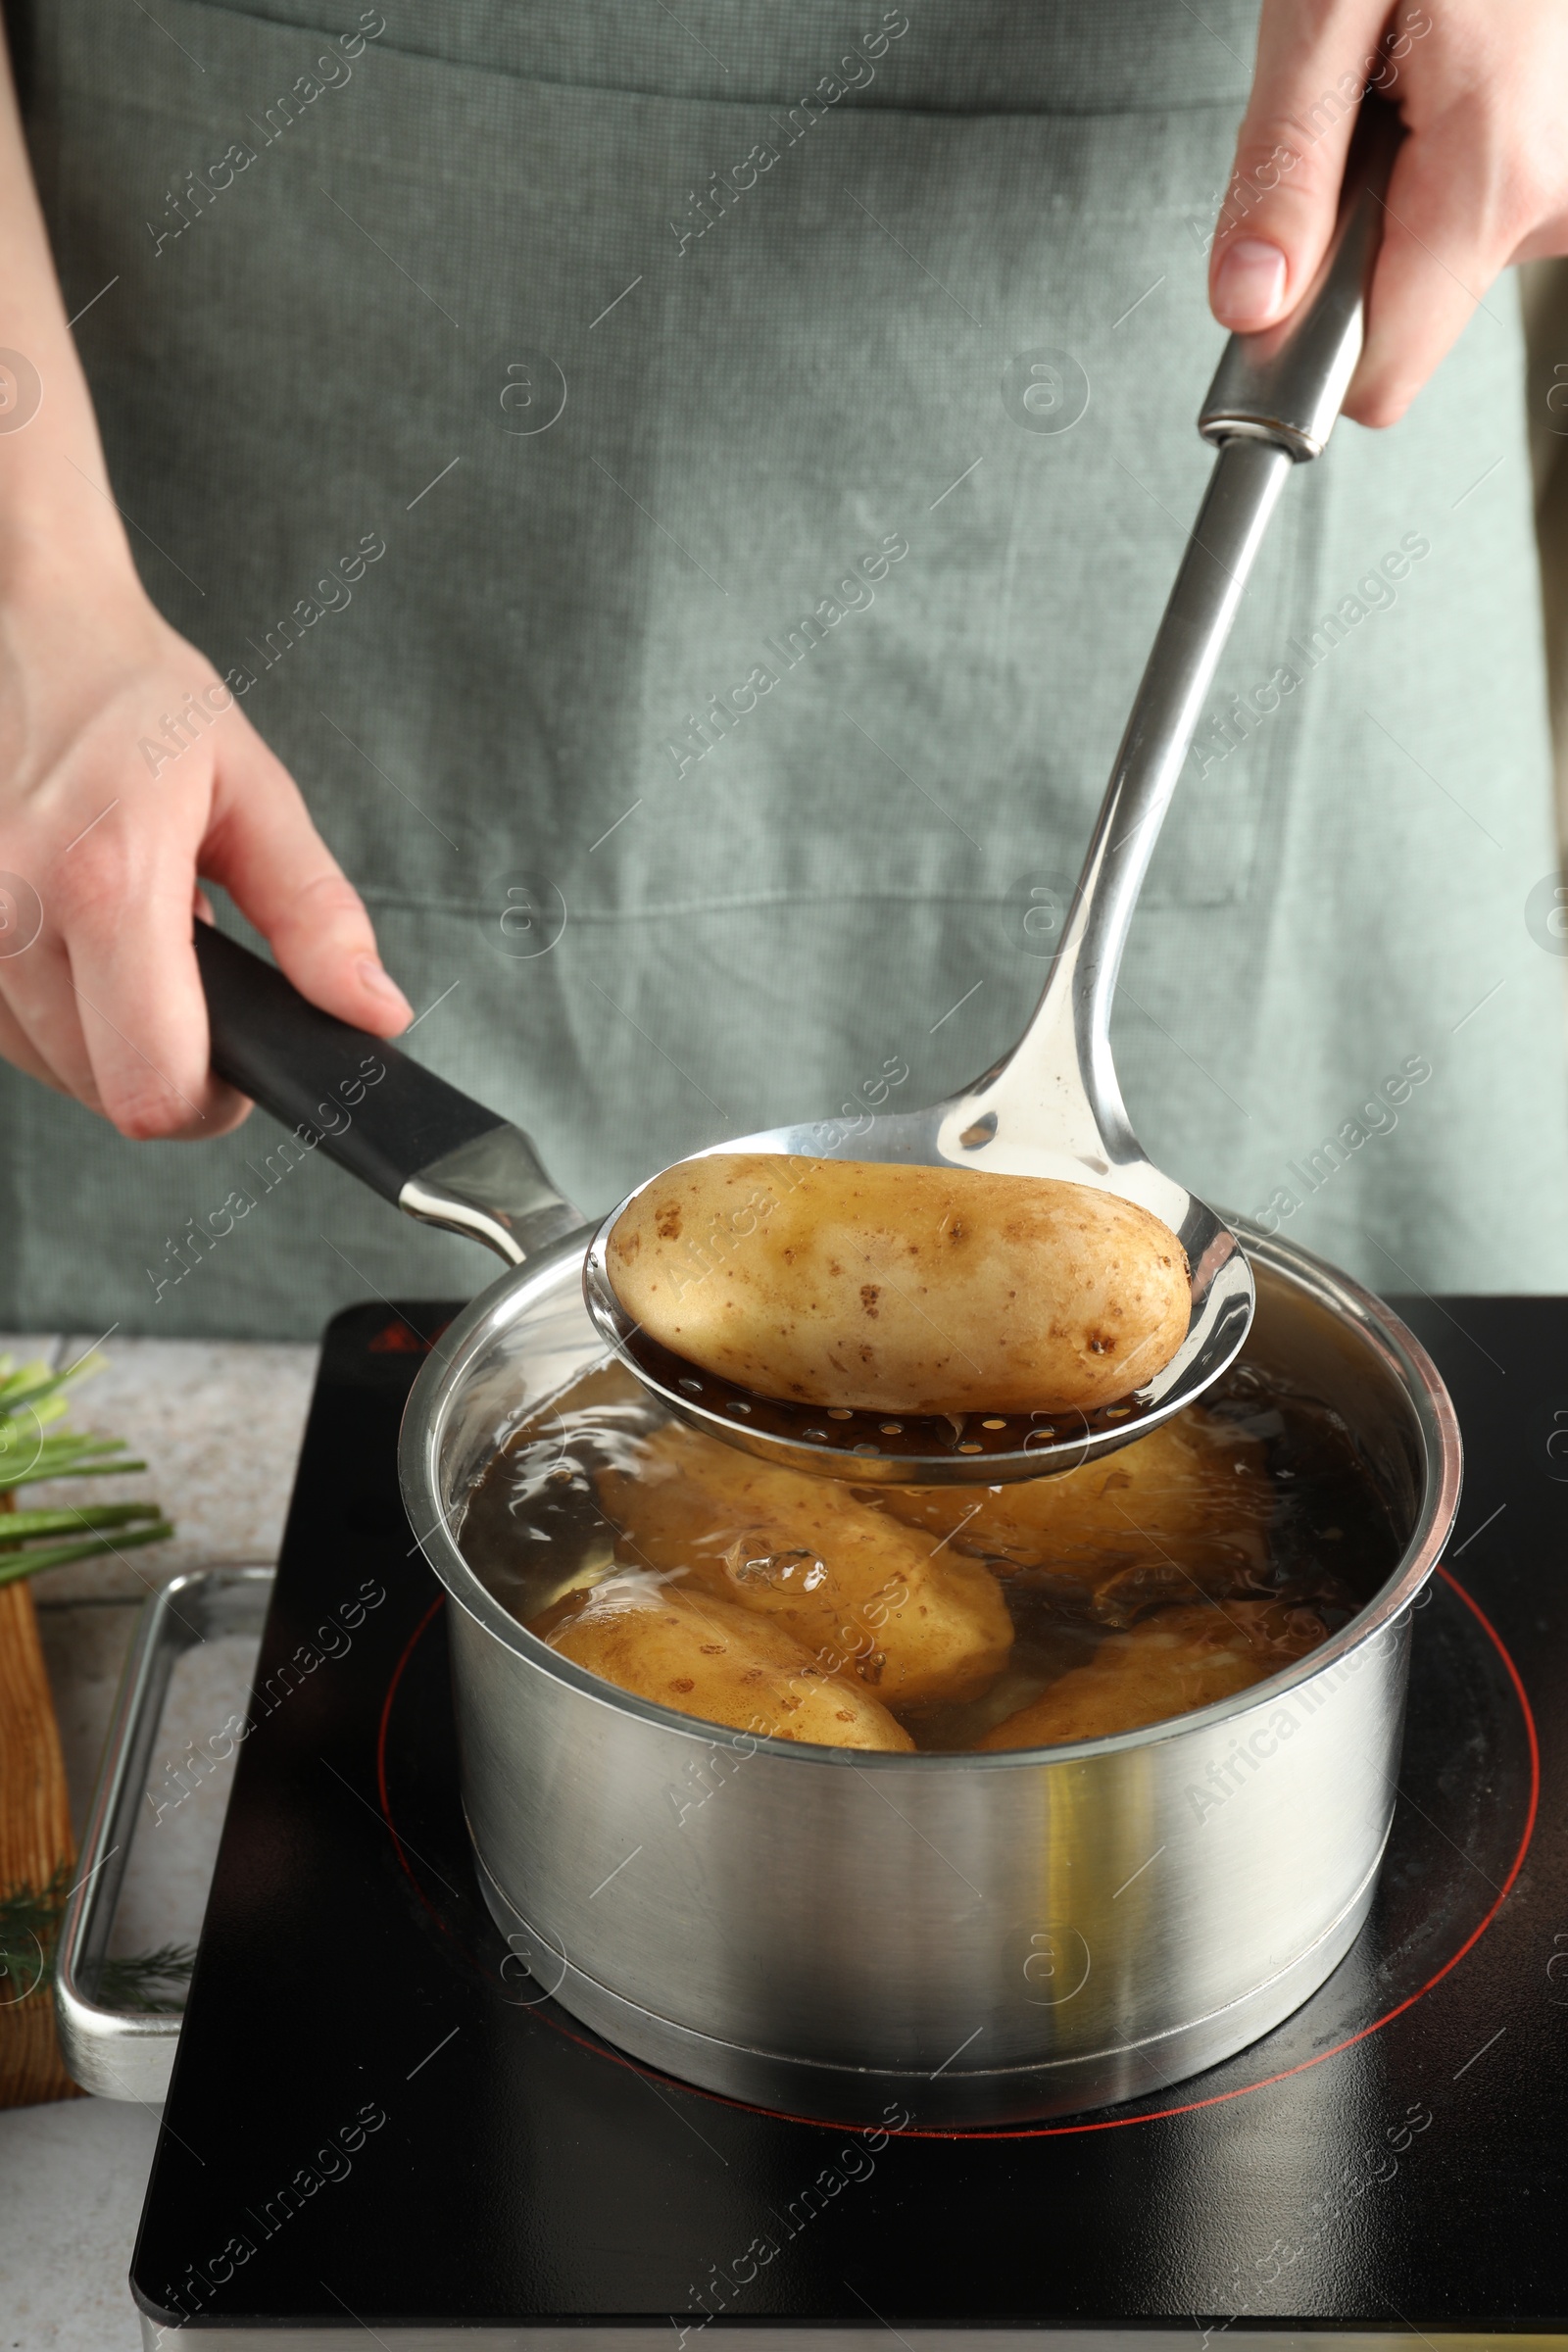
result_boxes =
[1199,100,1400,459]
[997,99,1402,1153]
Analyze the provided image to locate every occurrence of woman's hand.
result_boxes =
[1210,0,1568,425]
[0,34,410,1142]
[0,575,413,1139]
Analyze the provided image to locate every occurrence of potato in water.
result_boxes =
[977,1602,1326,1748]
[462,1357,1383,1756]
[606,1152,1190,1413]
[544,1575,914,1749]
[882,1407,1271,1625]
[599,1421,1012,1706]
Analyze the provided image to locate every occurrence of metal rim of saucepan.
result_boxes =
[398,1216,1462,1772]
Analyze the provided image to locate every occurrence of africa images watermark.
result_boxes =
[670,2105,911,2346]
[144,1051,387,1303]
[1191,533,1431,777]
[1198,4,1434,255]
[136,680,241,778]
[1182,1578,1440,1830]
[663,532,909,778]
[1251,1054,1432,1236]
[144,1579,386,1827]
[229,530,388,696]
[136,531,388,776]
[149,2096,390,2341]
[665,11,910,256]
[144,10,387,257]
[1195,2095,1434,2342]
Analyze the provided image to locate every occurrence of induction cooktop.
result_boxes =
[129,1296,1564,2346]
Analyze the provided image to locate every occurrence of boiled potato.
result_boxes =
[599,1421,1012,1707]
[606,1153,1190,1414]
[543,1574,914,1749]
[976,1601,1326,1749]
[882,1406,1271,1625]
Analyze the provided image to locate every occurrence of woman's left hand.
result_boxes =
[1210,0,1568,426]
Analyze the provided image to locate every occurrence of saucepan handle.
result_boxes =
[193,925,583,1265]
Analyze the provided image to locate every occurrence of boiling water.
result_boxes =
[459,1353,1403,1752]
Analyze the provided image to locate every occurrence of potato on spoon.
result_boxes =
[606,1152,1189,1417]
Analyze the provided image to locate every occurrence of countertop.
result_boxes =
[0,1332,318,2351]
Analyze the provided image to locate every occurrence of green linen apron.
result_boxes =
[6,0,1566,1339]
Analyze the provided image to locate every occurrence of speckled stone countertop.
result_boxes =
[0,1333,318,2351]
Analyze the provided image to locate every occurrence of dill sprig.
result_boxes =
[93,1943,197,2014]
[0,1870,195,2014]
[0,1351,173,1584]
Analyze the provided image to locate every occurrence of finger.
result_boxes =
[1344,110,1512,426]
[201,718,414,1036]
[0,983,75,1097]
[58,807,251,1140]
[0,930,104,1107]
[1209,1,1389,333]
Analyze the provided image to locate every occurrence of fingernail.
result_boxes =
[1213,237,1288,327]
[358,956,413,1020]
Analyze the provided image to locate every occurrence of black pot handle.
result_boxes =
[193,925,582,1265]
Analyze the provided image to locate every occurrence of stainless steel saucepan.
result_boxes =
[402,1215,1457,2127]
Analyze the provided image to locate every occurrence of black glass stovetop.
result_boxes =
[132,1298,1567,2342]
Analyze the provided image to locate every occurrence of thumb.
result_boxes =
[1209,5,1388,332]
[199,711,414,1036]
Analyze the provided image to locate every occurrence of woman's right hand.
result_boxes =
[1211,0,1568,426]
[0,570,413,1139]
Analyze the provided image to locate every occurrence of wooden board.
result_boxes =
[0,1529,83,2106]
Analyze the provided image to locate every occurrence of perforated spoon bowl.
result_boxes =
[582,107,1399,1486]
